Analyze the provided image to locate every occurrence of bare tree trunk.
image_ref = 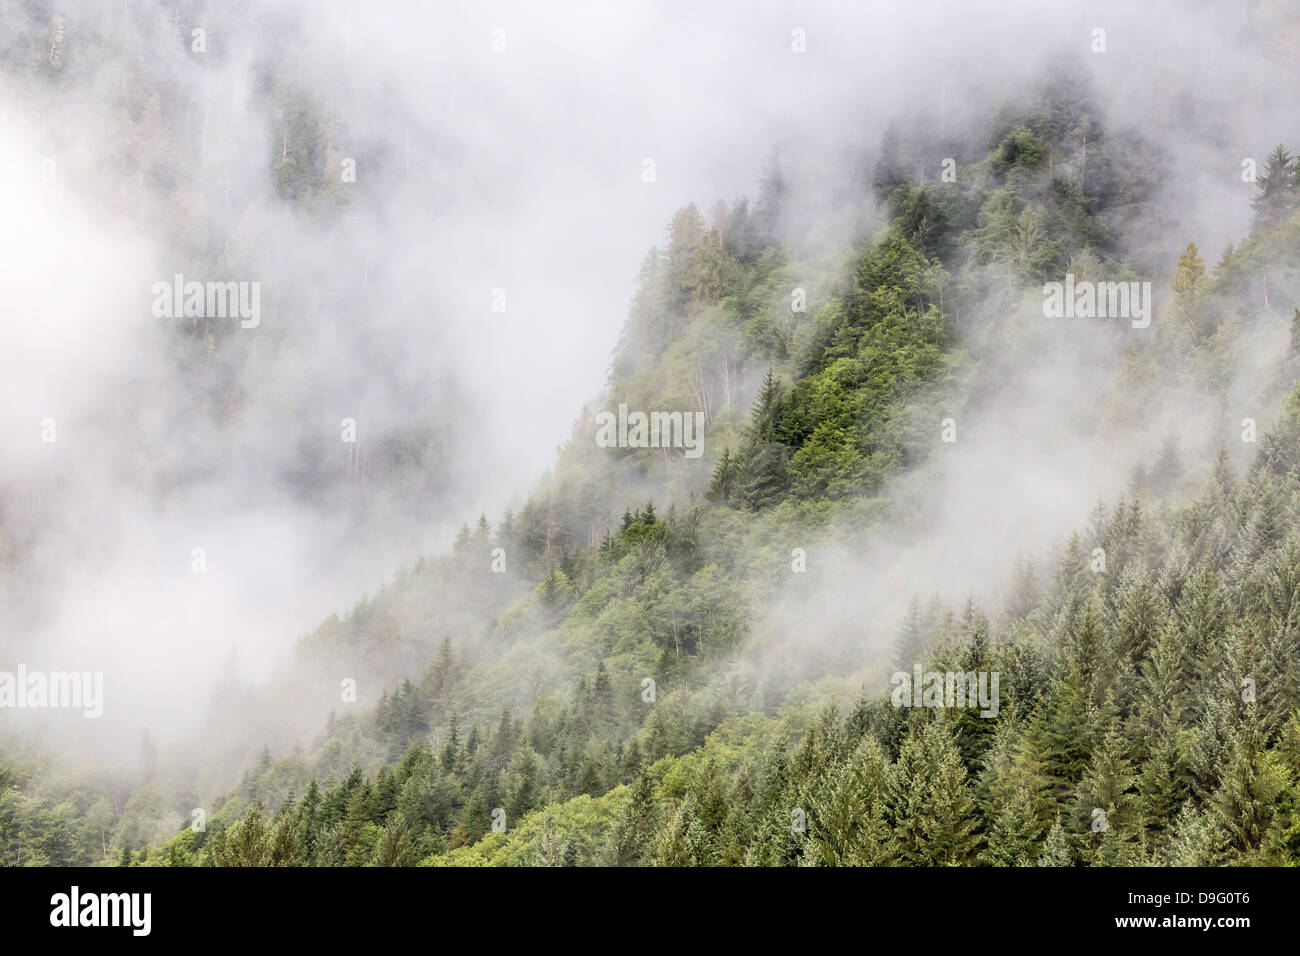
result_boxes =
[688,367,714,428]
[721,352,733,410]
[1080,131,1088,195]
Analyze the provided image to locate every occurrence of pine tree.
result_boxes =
[652,795,708,866]
[1036,819,1074,866]
[706,446,738,503]
[806,737,891,866]
[1074,729,1139,863]
[1112,568,1160,665]
[746,369,785,443]
[1151,436,1182,494]
[508,748,539,821]
[756,151,786,241]
[1031,668,1096,804]
[691,757,730,840]
[741,442,790,511]
[614,769,658,865]
[1252,144,1297,227]
[216,805,270,866]
[716,768,757,865]
[887,721,977,865]
[980,785,1040,866]
[1061,605,1105,691]
[268,810,302,866]
[1134,717,1190,842]
[1212,726,1288,856]
[1169,242,1206,338]
[744,748,801,866]
[1005,557,1038,621]
[337,794,376,866]
[891,597,927,672]
[977,708,1049,830]
[1209,446,1236,508]
[372,823,413,866]
[1161,802,1230,866]
[737,371,790,510]
[297,779,323,860]
[425,637,456,702]
[441,715,461,774]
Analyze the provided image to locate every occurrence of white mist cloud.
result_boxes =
[1,0,1296,765]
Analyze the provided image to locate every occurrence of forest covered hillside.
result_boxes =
[3,1,1300,871]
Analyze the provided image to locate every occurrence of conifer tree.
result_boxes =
[887,721,977,865]
[804,736,890,866]
[1160,802,1230,866]
[1074,729,1139,863]
[1036,819,1074,866]
[652,795,708,866]
[1030,668,1096,804]
[1169,242,1206,338]
[716,768,757,865]
[614,769,658,866]
[1212,726,1288,856]
[1252,144,1297,227]
[891,597,927,672]
[706,447,738,503]
[980,785,1040,866]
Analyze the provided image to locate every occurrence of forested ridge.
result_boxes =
[4,3,1300,868]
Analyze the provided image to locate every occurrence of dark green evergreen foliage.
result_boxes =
[989,125,1046,178]
[736,371,792,510]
